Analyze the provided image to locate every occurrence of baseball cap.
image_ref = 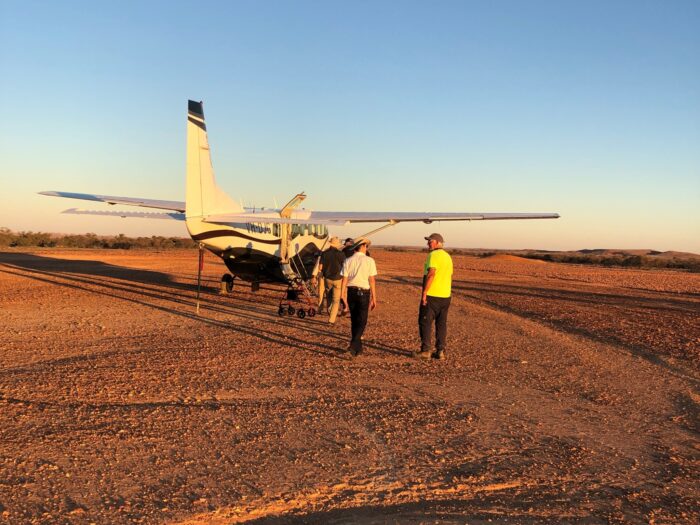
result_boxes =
[424,233,444,243]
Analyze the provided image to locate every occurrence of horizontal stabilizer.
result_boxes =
[40,191,185,212]
[62,208,185,220]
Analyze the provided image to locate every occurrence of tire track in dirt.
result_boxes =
[1,248,698,524]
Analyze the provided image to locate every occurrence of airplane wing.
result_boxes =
[204,210,560,226]
[62,208,185,220]
[39,191,185,212]
[41,191,559,225]
[307,211,560,223]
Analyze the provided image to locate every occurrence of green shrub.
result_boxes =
[0,228,196,250]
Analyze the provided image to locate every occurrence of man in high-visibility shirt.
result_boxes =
[415,233,453,360]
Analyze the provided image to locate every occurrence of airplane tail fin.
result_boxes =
[186,100,242,219]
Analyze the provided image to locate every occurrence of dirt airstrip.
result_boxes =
[0,248,698,524]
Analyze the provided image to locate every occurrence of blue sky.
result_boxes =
[1,0,698,251]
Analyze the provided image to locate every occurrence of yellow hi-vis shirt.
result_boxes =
[424,248,453,298]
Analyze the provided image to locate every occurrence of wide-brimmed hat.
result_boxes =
[328,236,341,248]
[424,233,444,244]
[354,237,372,248]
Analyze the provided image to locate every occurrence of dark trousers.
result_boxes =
[348,288,370,353]
[419,296,451,353]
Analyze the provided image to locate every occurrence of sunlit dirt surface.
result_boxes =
[1,248,698,524]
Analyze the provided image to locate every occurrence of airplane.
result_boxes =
[41,100,559,312]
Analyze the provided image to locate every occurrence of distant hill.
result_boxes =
[382,245,700,272]
[576,249,700,259]
[483,254,546,265]
[517,249,700,272]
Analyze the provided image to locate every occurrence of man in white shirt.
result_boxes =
[340,237,377,357]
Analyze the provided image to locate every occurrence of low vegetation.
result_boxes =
[0,227,195,250]
[383,244,700,272]
[3,228,698,271]
[517,251,700,272]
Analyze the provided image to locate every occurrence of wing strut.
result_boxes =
[279,193,306,264]
[355,220,399,241]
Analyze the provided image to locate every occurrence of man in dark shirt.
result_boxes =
[342,237,355,258]
[336,237,356,317]
[318,236,346,325]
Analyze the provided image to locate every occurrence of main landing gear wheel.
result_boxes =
[278,306,286,317]
[307,308,316,318]
[220,274,234,294]
[287,306,296,316]
[297,309,306,319]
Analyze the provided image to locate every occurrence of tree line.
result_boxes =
[517,251,700,272]
[384,245,699,272]
[3,228,697,272]
[0,228,196,249]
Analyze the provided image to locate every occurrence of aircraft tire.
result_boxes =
[287,306,295,316]
[278,306,285,317]
[297,309,306,319]
[221,274,234,294]
[307,308,316,318]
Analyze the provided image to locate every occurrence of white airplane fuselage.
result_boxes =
[186,216,328,283]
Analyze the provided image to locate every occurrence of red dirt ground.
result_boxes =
[0,248,698,524]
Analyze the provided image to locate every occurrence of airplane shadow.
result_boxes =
[0,251,184,288]
[226,495,550,525]
[0,252,413,363]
